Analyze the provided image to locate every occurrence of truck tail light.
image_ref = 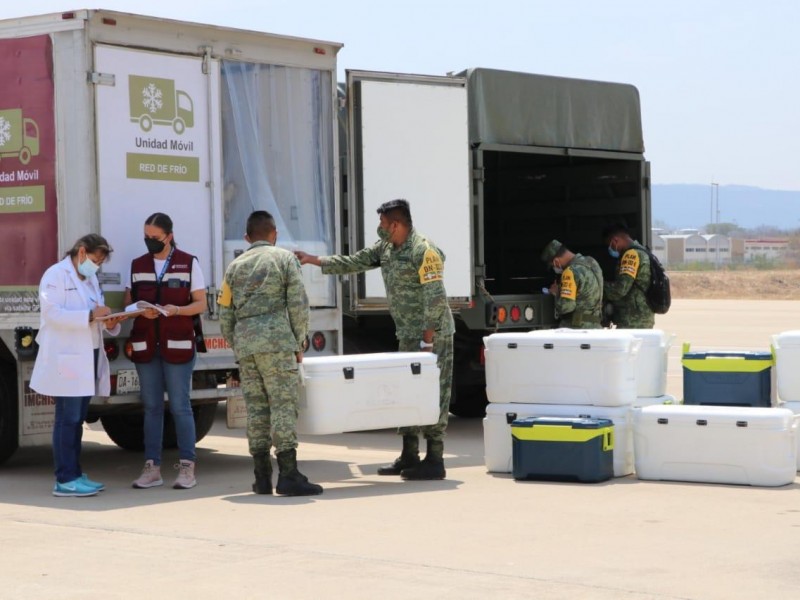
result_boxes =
[510,305,521,322]
[497,306,508,324]
[104,340,119,361]
[311,331,326,352]
[524,305,535,322]
[123,340,134,360]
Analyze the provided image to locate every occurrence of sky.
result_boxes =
[3,1,799,191]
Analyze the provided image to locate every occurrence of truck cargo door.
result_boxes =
[346,71,471,308]
[94,45,221,293]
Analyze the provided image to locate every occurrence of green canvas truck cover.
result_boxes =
[464,68,644,153]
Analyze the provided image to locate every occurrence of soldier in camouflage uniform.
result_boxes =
[602,223,655,329]
[540,240,604,329]
[218,210,322,496]
[296,199,454,480]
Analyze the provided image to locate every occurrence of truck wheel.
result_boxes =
[448,383,488,419]
[173,118,185,135]
[139,114,153,132]
[18,147,31,165]
[0,365,19,465]
[100,401,219,451]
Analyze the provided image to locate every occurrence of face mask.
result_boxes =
[553,265,563,274]
[78,256,100,278]
[608,245,620,259]
[377,226,391,242]
[145,237,166,255]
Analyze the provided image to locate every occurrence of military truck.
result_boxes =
[338,69,650,416]
[0,10,342,464]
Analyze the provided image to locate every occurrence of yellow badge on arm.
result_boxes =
[418,247,444,284]
[560,268,576,300]
[217,280,233,307]
[619,250,640,279]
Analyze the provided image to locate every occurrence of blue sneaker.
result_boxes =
[52,478,99,497]
[80,473,105,492]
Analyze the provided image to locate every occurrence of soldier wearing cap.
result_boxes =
[218,210,323,497]
[295,199,454,480]
[541,239,604,329]
[601,222,655,329]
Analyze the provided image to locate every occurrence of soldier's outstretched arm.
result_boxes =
[319,242,382,276]
[217,279,237,349]
[294,251,322,267]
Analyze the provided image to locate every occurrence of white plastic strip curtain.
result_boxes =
[220,60,334,254]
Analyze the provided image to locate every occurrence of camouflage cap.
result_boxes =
[540,239,564,263]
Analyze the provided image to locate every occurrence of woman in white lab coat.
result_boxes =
[30,234,124,497]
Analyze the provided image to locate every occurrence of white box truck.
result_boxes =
[0,10,342,463]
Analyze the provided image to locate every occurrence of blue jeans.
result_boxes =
[53,395,91,483]
[136,349,197,465]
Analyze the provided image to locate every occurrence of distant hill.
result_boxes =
[652,184,800,231]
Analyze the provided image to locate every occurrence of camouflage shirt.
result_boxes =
[603,240,655,328]
[556,253,603,329]
[218,241,309,359]
[320,229,455,340]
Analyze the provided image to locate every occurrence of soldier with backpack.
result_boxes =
[601,223,656,329]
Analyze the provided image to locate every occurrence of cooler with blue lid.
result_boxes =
[511,416,614,483]
[681,343,773,407]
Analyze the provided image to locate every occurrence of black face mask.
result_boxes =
[144,237,166,255]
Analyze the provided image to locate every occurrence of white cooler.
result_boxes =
[484,329,641,406]
[628,329,674,398]
[782,400,800,471]
[483,402,634,477]
[296,352,440,435]
[633,405,798,487]
[772,331,800,401]
[633,394,678,408]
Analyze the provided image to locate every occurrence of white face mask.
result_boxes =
[552,261,563,274]
[78,256,100,278]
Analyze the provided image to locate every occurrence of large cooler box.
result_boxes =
[512,417,614,483]
[296,352,440,435]
[681,344,773,407]
[633,405,797,487]
[628,329,674,398]
[484,329,640,406]
[484,402,633,477]
[772,331,800,401]
[781,401,800,471]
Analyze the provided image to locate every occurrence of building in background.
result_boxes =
[744,239,789,261]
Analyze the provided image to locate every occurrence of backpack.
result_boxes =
[640,246,671,314]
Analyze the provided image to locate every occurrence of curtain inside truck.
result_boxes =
[221,61,335,306]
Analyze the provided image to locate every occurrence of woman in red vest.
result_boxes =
[124,213,207,490]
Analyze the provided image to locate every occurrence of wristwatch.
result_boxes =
[419,340,434,349]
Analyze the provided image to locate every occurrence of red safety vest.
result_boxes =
[129,248,196,364]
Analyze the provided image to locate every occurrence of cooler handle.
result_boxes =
[343,366,355,380]
[696,419,708,426]
[603,429,614,451]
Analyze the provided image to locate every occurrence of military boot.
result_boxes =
[252,453,273,495]
[377,435,420,476]
[275,449,323,496]
[401,439,446,480]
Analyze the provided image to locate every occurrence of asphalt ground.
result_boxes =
[2,299,800,599]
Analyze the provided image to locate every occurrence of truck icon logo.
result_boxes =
[129,75,194,135]
[0,109,40,165]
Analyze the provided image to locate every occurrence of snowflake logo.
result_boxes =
[0,116,11,147]
[141,83,163,114]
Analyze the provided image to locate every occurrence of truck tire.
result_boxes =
[100,402,219,451]
[173,118,185,135]
[139,114,153,132]
[18,147,31,165]
[0,365,19,465]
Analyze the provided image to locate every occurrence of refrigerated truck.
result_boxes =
[0,10,342,464]
[338,69,650,416]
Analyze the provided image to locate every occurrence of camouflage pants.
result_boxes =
[238,351,299,456]
[397,335,454,441]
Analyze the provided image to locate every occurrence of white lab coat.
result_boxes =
[30,256,120,398]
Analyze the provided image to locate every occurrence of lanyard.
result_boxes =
[156,247,175,283]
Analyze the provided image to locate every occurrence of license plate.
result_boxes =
[116,369,140,394]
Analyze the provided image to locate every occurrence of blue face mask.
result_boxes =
[608,245,620,259]
[78,256,100,278]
